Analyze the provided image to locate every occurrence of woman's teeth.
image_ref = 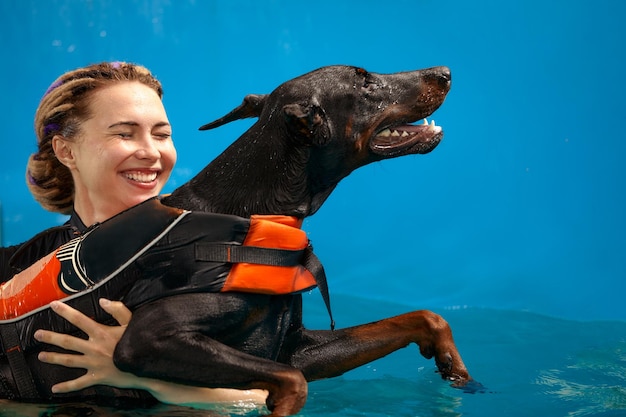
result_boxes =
[124,171,157,183]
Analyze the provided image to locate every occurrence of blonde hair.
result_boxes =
[27,62,164,214]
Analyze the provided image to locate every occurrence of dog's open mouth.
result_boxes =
[370,118,443,157]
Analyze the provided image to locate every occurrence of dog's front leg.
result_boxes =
[114,294,307,416]
[283,310,473,387]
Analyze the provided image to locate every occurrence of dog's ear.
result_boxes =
[199,94,267,131]
[282,103,331,145]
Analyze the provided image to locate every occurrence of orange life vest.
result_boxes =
[0,198,328,321]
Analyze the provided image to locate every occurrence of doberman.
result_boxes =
[122,65,474,415]
[4,66,476,415]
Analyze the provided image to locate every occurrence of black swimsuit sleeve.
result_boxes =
[0,225,74,284]
[0,244,21,283]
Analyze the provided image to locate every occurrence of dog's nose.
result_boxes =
[434,66,451,89]
[439,67,451,85]
[421,66,452,91]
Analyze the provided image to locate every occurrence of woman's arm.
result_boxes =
[34,299,267,406]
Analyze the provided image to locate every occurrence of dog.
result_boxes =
[3,65,475,415]
[142,65,473,415]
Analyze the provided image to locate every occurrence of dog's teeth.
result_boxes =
[430,120,436,127]
[401,131,409,137]
[423,118,429,125]
[378,129,391,137]
[391,130,400,137]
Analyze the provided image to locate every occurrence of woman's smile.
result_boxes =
[122,170,160,184]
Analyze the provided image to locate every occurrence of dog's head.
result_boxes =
[201,66,449,153]
[199,65,451,215]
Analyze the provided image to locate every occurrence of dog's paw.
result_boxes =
[450,378,487,394]
[265,369,308,416]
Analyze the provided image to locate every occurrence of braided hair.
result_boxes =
[28,62,164,214]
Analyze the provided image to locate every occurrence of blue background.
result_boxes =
[1,0,624,323]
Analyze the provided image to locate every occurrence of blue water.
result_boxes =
[1,298,625,416]
[1,0,625,416]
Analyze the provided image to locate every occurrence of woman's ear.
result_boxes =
[52,135,76,169]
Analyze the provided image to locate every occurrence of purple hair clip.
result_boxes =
[110,61,123,69]
[27,170,37,186]
[43,79,63,97]
[44,123,60,136]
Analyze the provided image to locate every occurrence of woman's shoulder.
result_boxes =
[0,213,85,281]
[1,225,72,279]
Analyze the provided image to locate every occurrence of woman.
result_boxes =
[1,62,174,275]
[1,62,266,406]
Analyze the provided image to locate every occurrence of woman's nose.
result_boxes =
[135,136,160,160]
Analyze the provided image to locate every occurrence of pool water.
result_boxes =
[1,295,624,416]
[1,1,625,416]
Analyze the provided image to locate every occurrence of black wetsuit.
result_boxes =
[0,212,159,405]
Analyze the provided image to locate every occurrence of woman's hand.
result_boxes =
[34,299,268,405]
[34,298,139,393]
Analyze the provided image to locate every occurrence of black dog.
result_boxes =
[4,66,473,415]
[133,65,472,415]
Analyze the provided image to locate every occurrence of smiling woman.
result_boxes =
[51,81,176,226]
[0,61,266,407]
[28,62,176,226]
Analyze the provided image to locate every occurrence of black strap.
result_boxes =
[195,243,303,266]
[0,324,38,399]
[195,242,335,330]
[302,244,335,331]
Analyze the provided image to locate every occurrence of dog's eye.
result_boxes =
[354,67,379,91]
[362,77,379,90]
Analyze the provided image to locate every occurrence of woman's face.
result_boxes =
[56,81,176,224]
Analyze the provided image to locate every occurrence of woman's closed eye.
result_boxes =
[114,131,133,139]
[153,131,172,140]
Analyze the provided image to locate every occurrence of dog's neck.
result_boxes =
[163,128,337,219]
